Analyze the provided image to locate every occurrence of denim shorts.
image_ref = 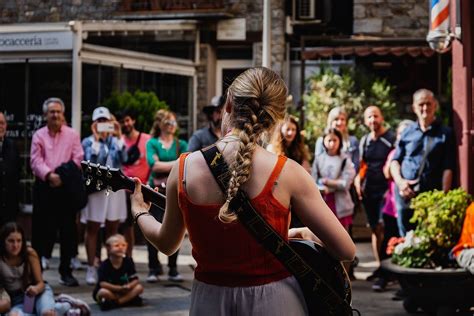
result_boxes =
[10,283,55,315]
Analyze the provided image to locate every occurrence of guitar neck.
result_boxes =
[121,176,166,222]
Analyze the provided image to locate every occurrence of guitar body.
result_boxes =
[289,239,352,315]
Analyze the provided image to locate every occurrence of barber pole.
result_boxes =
[430,0,450,32]
[426,0,453,53]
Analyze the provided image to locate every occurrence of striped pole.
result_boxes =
[430,0,450,32]
[427,0,452,53]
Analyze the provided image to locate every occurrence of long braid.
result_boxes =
[218,67,288,223]
[219,121,259,222]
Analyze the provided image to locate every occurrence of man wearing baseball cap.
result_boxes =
[188,95,225,152]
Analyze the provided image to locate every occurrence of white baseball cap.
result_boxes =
[92,107,111,121]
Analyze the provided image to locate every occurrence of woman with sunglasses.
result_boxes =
[145,109,187,283]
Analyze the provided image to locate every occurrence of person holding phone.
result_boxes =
[0,222,55,315]
[81,107,128,286]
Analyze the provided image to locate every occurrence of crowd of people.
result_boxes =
[0,66,457,314]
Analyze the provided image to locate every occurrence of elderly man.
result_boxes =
[0,112,20,226]
[30,98,84,286]
[390,89,455,237]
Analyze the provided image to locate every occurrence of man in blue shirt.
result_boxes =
[391,89,455,236]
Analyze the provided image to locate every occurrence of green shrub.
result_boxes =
[392,188,471,268]
[103,90,169,133]
[302,68,398,152]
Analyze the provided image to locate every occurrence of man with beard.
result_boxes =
[118,109,151,260]
[188,95,224,152]
[0,111,20,226]
[355,105,395,291]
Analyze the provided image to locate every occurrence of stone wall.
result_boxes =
[0,0,120,23]
[353,0,429,37]
[234,0,286,76]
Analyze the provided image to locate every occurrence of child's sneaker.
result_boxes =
[99,298,118,311]
[127,296,144,307]
[86,266,97,285]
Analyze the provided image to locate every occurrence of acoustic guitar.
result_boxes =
[81,160,354,315]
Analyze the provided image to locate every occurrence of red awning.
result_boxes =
[302,46,435,59]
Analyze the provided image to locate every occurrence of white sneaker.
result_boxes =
[70,257,83,270]
[85,266,97,285]
[41,257,49,270]
[146,273,159,283]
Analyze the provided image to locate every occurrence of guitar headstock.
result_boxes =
[81,160,133,195]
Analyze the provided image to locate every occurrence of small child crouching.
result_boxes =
[93,234,144,310]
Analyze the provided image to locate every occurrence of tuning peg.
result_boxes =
[106,186,112,196]
[96,180,103,191]
[85,176,92,186]
[86,160,92,173]
[106,166,112,179]
[96,164,102,177]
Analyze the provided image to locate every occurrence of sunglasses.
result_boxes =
[164,120,177,126]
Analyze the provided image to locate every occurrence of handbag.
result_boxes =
[123,132,142,166]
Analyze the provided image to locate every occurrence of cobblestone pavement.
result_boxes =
[41,238,429,315]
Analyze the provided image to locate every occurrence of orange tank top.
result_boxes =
[178,153,292,287]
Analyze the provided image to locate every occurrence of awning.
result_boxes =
[302,46,436,60]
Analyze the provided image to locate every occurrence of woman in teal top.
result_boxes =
[145,109,187,283]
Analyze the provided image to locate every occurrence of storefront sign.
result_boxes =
[0,31,73,52]
[217,18,246,41]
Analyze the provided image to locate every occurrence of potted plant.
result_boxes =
[383,188,474,315]
[391,188,471,268]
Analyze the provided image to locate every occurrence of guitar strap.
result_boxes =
[201,145,354,316]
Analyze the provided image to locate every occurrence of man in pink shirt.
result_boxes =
[118,109,151,260]
[30,97,84,287]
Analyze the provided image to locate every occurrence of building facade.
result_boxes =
[2,0,461,209]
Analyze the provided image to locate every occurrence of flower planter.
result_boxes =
[381,259,474,315]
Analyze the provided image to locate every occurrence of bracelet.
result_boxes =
[134,211,151,224]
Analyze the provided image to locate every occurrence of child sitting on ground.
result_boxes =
[93,234,144,310]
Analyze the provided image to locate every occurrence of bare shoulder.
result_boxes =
[279,157,315,192]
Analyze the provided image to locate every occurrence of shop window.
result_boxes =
[0,62,71,213]
[82,64,191,138]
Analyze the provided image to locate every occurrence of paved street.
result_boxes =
[40,237,432,316]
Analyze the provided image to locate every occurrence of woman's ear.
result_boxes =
[225,99,232,114]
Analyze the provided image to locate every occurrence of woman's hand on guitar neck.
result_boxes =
[288,227,324,246]
[130,178,154,218]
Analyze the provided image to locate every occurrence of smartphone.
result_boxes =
[97,122,115,133]
[23,293,35,313]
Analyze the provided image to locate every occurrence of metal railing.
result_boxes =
[121,0,225,11]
